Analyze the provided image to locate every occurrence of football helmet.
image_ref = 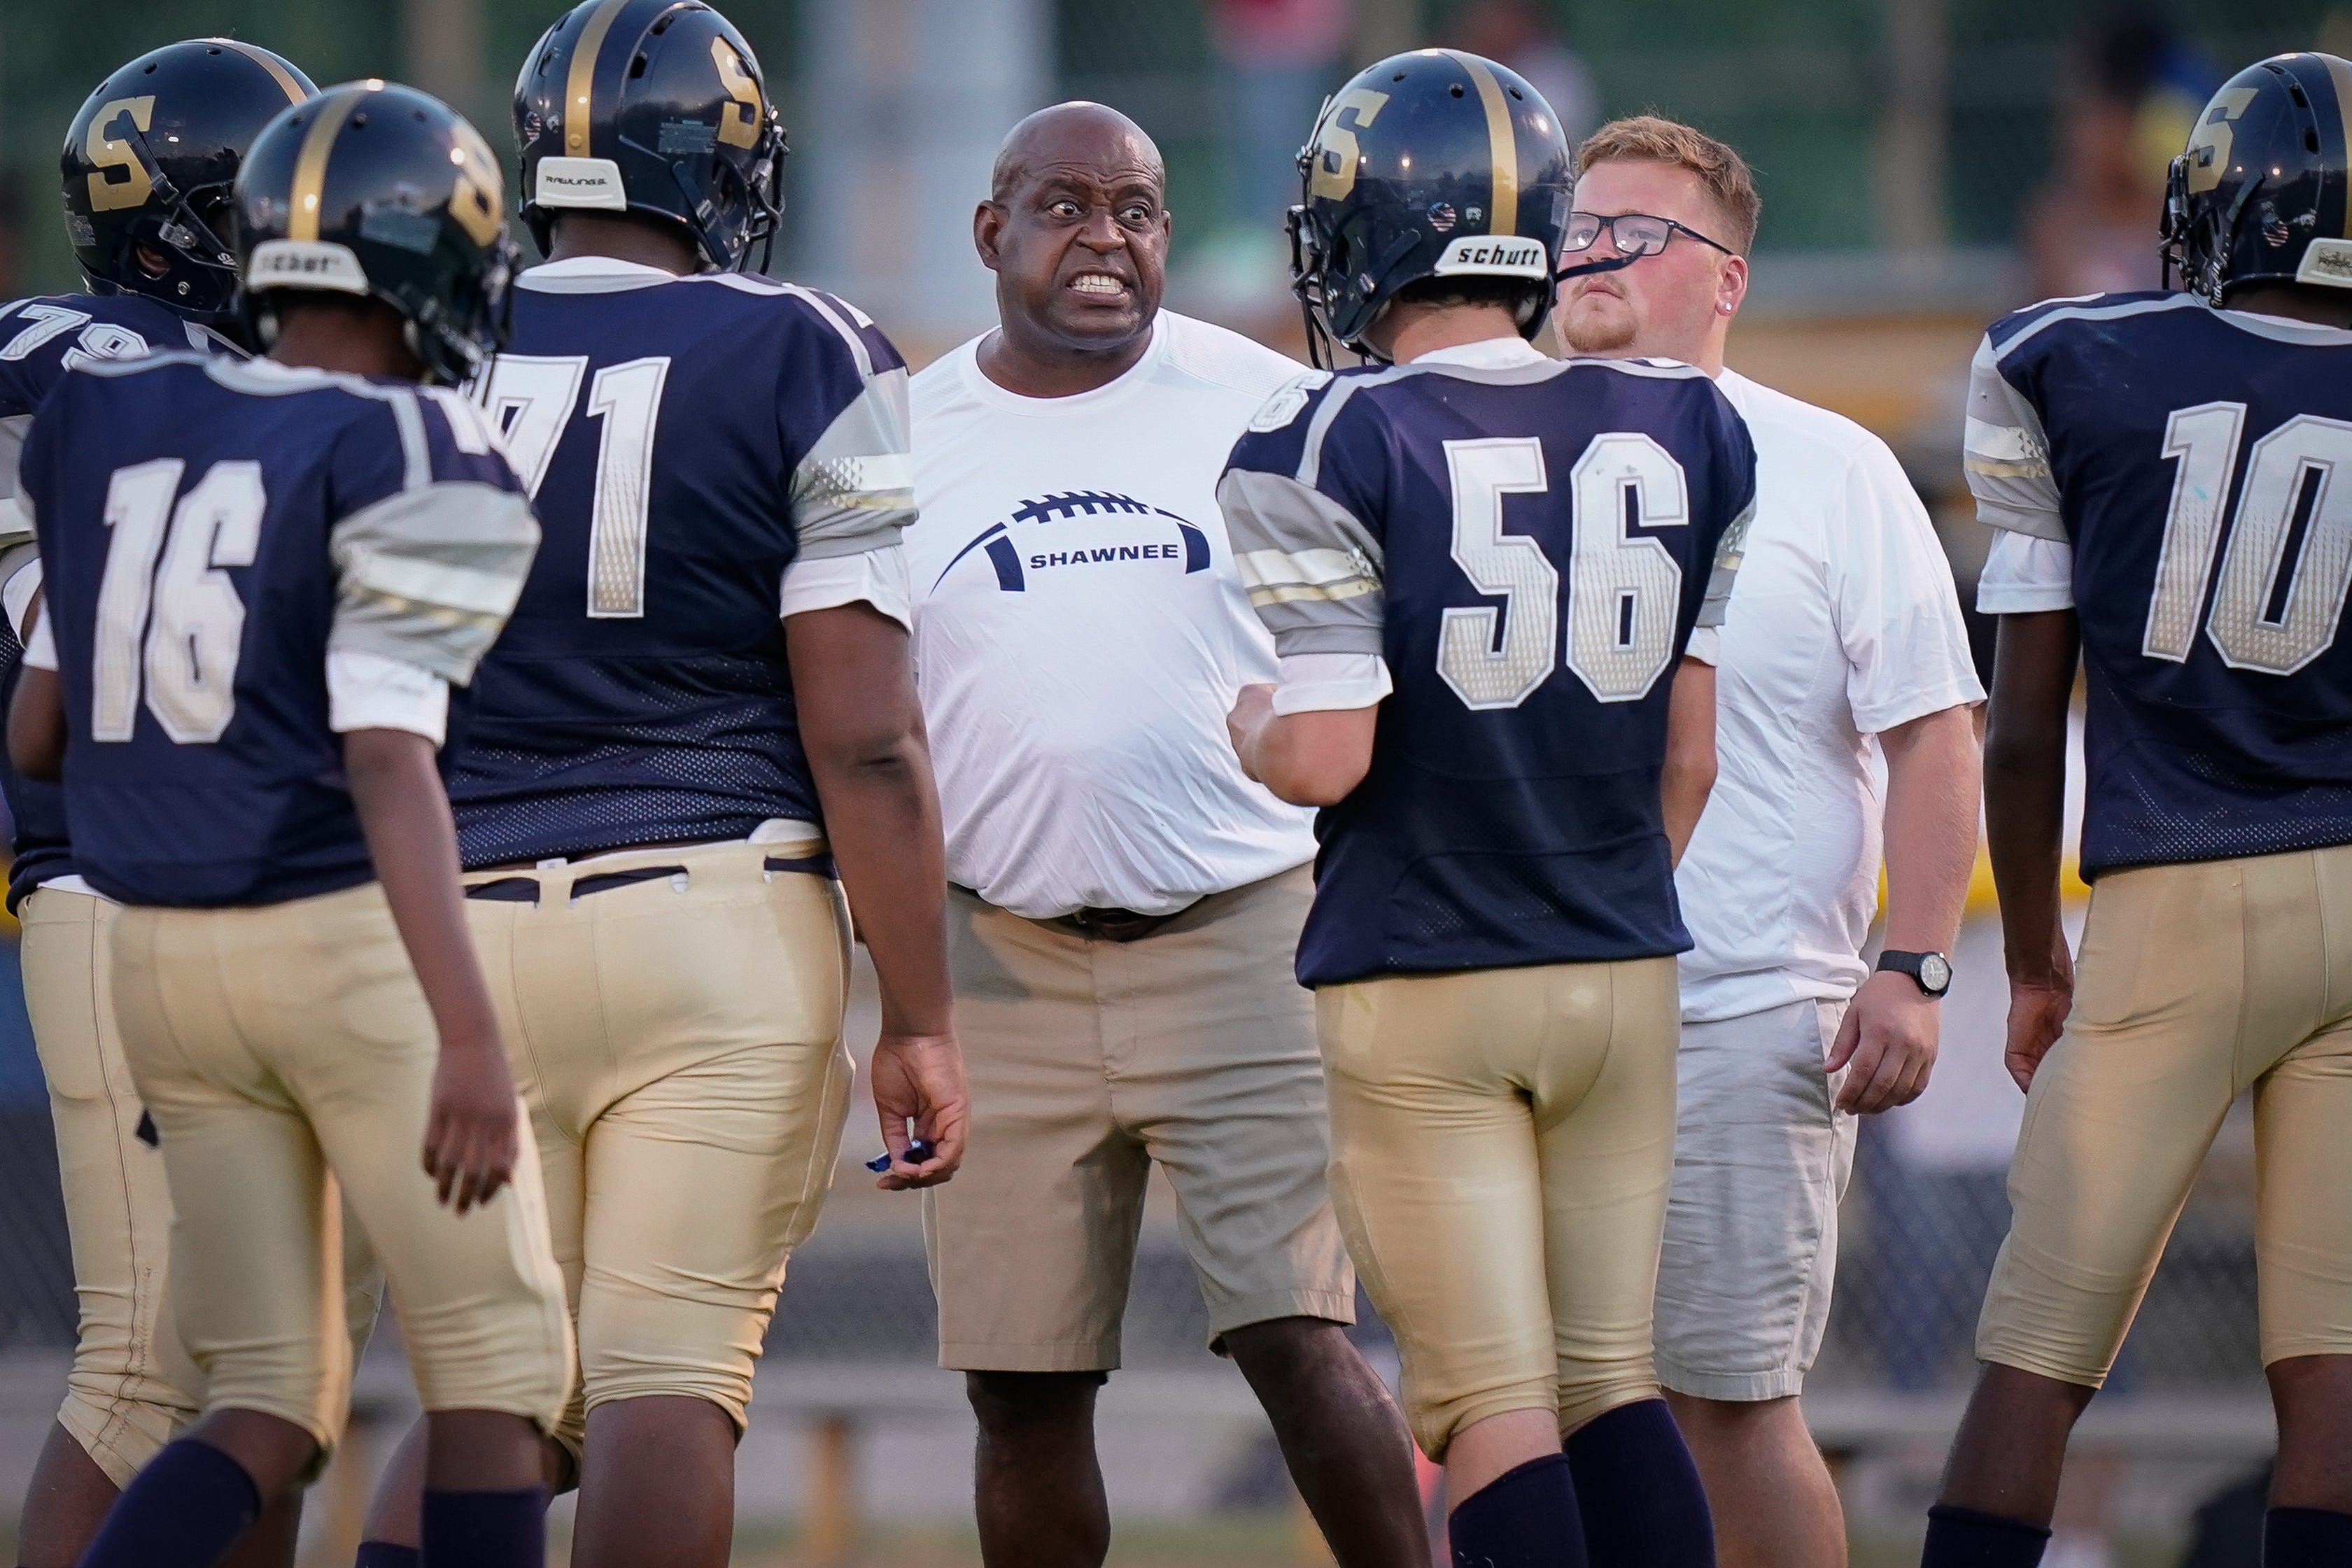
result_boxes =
[60,39,316,329]
[233,80,519,386]
[1288,48,1573,366]
[2163,52,2352,301]
[514,0,786,271]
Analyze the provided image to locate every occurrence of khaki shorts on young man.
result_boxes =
[109,880,574,1457]
[461,836,855,1452]
[1316,954,1681,1460]
[1978,844,2352,1385]
[1653,997,1856,1401]
[923,866,1355,1370]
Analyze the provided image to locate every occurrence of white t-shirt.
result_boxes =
[906,311,1318,919]
[1675,369,1985,1023]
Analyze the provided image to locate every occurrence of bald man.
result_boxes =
[903,105,1427,1568]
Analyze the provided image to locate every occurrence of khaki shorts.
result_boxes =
[1654,998,1856,1402]
[1318,955,1680,1460]
[923,866,1353,1371]
[463,838,854,1451]
[21,886,199,1484]
[1979,845,2352,1385]
[109,882,572,1456]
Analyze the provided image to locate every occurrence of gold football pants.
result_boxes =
[1315,955,1682,1460]
[1980,843,2352,1385]
[462,838,854,1453]
[109,881,572,1457]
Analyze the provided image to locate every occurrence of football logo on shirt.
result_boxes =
[934,490,1211,593]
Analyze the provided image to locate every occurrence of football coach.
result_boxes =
[899,103,1428,1568]
[1558,118,1985,1568]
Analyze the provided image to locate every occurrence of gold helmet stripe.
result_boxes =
[209,38,309,106]
[565,0,635,158]
[286,84,365,243]
[2320,55,2352,239]
[1445,50,1519,238]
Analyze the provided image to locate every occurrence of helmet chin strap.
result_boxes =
[1556,252,1642,281]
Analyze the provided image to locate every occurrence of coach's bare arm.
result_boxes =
[1826,699,1982,1113]
[1225,684,1375,807]
[1661,655,1717,866]
[788,600,969,1189]
[1982,608,2081,1092]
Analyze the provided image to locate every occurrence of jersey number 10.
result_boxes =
[1438,434,1692,709]
[478,355,672,619]
[2146,404,2352,674]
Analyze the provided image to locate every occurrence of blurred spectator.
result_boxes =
[1449,0,1600,144]
[1211,0,1354,236]
[2020,11,2218,300]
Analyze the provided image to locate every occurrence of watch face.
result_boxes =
[1920,953,1952,993]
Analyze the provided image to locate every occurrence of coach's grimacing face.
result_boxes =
[978,111,1171,355]
[1558,159,1740,360]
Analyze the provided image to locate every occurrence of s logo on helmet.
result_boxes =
[449,120,505,247]
[712,38,762,150]
[1307,89,1390,203]
[85,96,157,213]
[2186,87,2260,196]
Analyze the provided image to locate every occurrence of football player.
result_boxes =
[1223,50,1754,1568]
[348,5,963,1565]
[8,80,571,1568]
[1929,52,2352,1568]
[0,39,325,1568]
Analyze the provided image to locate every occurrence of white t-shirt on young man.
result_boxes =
[905,311,1316,921]
[1674,369,1985,1024]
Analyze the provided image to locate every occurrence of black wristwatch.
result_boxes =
[1876,949,1952,997]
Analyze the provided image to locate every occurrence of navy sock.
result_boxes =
[421,1488,544,1568]
[2265,1506,2352,1566]
[76,1436,262,1568]
[1920,1504,2052,1567]
[1448,1451,1588,1568]
[1561,1399,1714,1567]
[354,1545,422,1568]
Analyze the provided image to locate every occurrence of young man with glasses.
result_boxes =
[1559,116,1984,1568]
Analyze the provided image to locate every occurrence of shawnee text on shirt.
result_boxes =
[1675,369,1983,1024]
[906,311,1316,919]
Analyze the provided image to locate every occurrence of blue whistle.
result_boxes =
[866,1139,936,1173]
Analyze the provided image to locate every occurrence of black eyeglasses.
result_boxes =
[1561,211,1737,260]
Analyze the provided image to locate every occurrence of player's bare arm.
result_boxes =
[1661,655,1717,866]
[344,728,519,1215]
[8,665,64,784]
[1827,702,1980,1113]
[1225,684,1375,806]
[1981,609,2079,1092]
[787,601,967,1190]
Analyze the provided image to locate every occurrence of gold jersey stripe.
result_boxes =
[2324,56,2352,239]
[286,85,365,243]
[566,0,635,157]
[209,38,308,105]
[1446,50,1519,239]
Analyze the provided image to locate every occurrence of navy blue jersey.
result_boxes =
[0,292,232,910]
[1220,346,1755,987]
[1966,292,2352,877]
[22,353,537,907]
[453,260,913,868]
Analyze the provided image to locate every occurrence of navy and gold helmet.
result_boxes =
[1289,49,1573,366]
[514,0,786,271]
[233,80,519,386]
[2162,52,2352,302]
[60,39,316,328]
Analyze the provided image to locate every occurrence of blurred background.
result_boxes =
[0,0,2337,1563]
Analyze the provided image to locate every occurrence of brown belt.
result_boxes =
[1062,905,1174,942]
